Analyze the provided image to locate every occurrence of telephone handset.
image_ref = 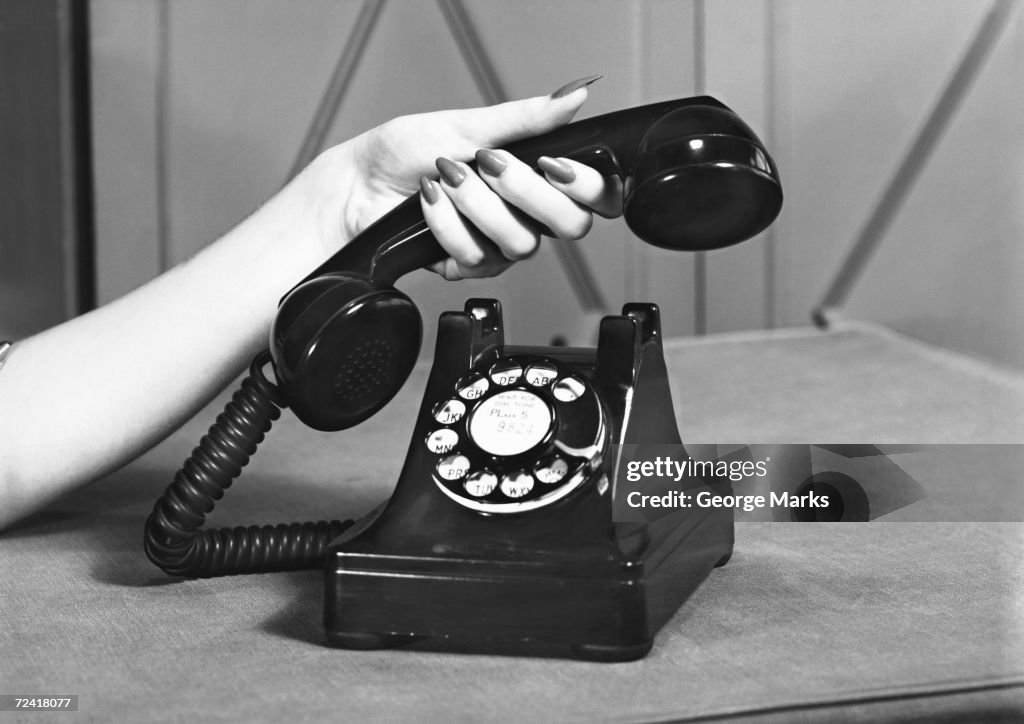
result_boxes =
[144,96,782,661]
[272,95,781,431]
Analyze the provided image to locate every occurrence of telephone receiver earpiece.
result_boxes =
[272,96,782,431]
[621,103,782,249]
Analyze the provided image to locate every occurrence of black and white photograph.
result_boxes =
[1,0,1022,721]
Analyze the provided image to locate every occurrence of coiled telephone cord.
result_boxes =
[144,350,352,577]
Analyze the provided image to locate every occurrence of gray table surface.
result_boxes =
[3,323,1023,723]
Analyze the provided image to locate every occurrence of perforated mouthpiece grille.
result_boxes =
[333,337,394,402]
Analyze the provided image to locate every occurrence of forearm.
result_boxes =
[0,164,333,528]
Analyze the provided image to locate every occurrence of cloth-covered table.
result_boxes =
[3,323,1022,722]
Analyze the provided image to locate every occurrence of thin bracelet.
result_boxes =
[0,341,12,372]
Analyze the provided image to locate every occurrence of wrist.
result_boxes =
[297,140,362,257]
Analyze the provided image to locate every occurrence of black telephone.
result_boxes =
[144,96,782,661]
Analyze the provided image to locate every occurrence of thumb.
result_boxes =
[453,75,603,148]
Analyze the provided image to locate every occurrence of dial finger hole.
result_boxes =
[433,398,467,424]
[457,375,489,400]
[535,456,569,484]
[437,454,471,481]
[489,360,522,386]
[500,471,534,498]
[426,428,459,454]
[553,376,586,402]
[525,363,558,387]
[464,470,498,497]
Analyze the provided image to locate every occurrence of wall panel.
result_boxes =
[1,0,90,337]
[703,0,772,333]
[91,0,161,303]
[845,5,1023,367]
[164,0,362,263]
[771,0,993,326]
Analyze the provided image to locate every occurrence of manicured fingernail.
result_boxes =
[551,74,603,99]
[537,156,576,184]
[419,175,439,204]
[475,149,507,177]
[435,157,466,187]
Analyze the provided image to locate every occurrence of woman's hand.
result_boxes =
[300,77,623,280]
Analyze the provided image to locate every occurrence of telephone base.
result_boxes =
[325,629,655,663]
[322,300,734,661]
[324,502,733,662]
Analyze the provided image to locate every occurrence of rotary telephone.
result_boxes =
[144,95,782,661]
